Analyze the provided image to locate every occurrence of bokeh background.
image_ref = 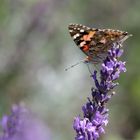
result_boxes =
[0,0,139,140]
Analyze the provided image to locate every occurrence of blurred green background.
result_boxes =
[0,0,139,140]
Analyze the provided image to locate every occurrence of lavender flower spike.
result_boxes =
[73,43,127,140]
[0,104,51,140]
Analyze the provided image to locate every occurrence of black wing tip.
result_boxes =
[68,23,76,29]
[68,23,85,28]
[68,23,77,27]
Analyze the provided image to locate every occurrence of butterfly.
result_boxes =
[65,23,132,71]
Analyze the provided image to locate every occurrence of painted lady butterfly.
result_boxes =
[65,23,132,70]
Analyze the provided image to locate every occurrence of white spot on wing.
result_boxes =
[69,30,73,33]
[80,29,84,32]
[80,41,86,47]
[73,33,80,39]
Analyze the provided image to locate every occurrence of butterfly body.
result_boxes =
[68,23,131,63]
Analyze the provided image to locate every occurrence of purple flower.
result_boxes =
[73,43,127,140]
[0,104,51,140]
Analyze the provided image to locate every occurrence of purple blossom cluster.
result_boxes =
[0,104,51,140]
[73,43,126,140]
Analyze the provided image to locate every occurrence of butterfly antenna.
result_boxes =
[64,60,85,71]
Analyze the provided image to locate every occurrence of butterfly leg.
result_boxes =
[86,63,92,76]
